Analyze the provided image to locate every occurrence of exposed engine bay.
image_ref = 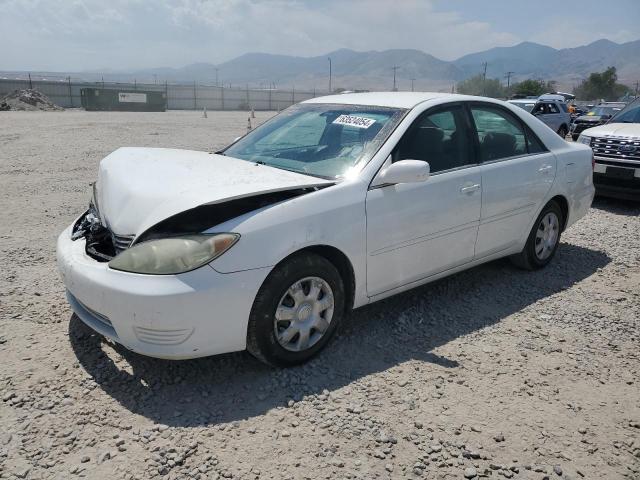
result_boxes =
[72,186,326,262]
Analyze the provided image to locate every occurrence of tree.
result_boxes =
[456,74,505,98]
[508,79,558,98]
[574,67,630,101]
[511,79,547,97]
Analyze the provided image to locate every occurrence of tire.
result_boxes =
[510,200,563,271]
[246,253,345,367]
[557,125,568,138]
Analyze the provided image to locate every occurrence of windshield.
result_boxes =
[610,98,640,123]
[224,103,406,178]
[587,106,623,117]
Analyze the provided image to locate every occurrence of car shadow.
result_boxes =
[68,243,610,428]
[591,196,640,215]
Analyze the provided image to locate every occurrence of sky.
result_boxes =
[1,0,639,72]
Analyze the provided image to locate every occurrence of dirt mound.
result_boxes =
[0,89,63,111]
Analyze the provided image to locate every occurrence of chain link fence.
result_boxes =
[0,77,323,111]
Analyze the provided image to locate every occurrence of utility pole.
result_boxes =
[410,78,416,92]
[505,71,515,89]
[392,65,399,91]
[67,76,72,107]
[482,62,488,96]
[28,73,32,89]
[328,57,332,93]
[215,68,219,87]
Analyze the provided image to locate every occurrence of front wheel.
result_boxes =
[246,253,345,367]
[510,201,563,270]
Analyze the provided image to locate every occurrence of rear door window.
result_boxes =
[470,106,528,161]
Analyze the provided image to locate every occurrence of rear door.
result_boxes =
[365,103,481,296]
[469,103,557,258]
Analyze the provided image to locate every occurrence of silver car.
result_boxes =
[531,100,571,138]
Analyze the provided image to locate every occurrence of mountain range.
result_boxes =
[6,38,640,92]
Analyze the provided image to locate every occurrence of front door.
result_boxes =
[365,104,482,297]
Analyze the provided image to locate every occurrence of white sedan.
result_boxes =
[57,92,595,366]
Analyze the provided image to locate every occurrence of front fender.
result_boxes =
[208,180,369,306]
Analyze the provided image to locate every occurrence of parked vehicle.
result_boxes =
[570,102,626,140]
[507,98,536,113]
[578,97,640,200]
[57,92,594,366]
[531,100,571,137]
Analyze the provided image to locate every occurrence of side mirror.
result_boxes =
[376,160,430,185]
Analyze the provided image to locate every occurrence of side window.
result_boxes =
[548,103,560,114]
[525,126,547,154]
[470,106,528,161]
[395,105,473,173]
[532,103,546,115]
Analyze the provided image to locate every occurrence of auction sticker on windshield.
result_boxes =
[333,114,376,129]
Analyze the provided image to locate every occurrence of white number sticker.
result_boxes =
[333,114,376,129]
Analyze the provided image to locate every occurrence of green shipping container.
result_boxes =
[80,88,167,112]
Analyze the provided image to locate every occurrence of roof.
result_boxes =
[302,92,467,109]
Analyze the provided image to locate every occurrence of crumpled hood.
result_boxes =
[580,122,640,138]
[95,147,332,236]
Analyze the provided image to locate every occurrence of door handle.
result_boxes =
[460,183,480,194]
[538,165,553,174]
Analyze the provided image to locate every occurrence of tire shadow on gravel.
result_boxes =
[68,243,609,427]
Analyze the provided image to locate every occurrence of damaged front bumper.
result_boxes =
[57,225,271,359]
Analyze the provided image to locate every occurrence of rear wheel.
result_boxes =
[510,200,563,270]
[246,253,345,367]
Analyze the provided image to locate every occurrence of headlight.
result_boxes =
[577,135,592,145]
[109,233,239,275]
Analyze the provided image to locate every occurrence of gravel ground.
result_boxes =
[1,110,639,480]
